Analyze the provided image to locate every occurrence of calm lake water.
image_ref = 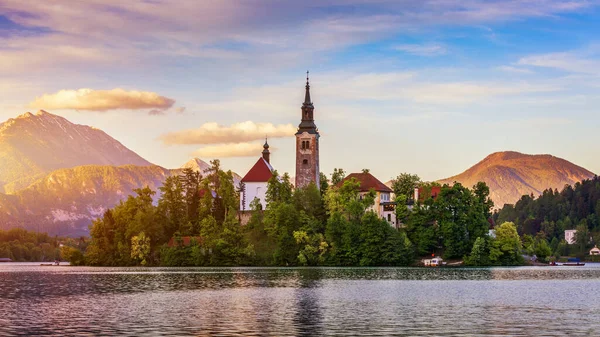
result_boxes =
[2,264,600,336]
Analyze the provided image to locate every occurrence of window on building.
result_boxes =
[387,214,391,222]
[306,140,310,148]
[303,159,308,165]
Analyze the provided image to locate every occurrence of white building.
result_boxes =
[337,172,396,227]
[239,140,274,211]
[565,229,577,245]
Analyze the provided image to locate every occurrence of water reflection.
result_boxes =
[2,265,600,336]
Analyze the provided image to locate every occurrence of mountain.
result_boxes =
[0,110,152,193]
[180,158,242,187]
[0,165,172,236]
[181,158,211,173]
[439,151,596,208]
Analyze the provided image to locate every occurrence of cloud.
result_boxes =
[0,1,595,75]
[192,142,268,158]
[497,65,534,74]
[517,51,600,75]
[159,121,296,145]
[28,88,176,112]
[394,43,446,56]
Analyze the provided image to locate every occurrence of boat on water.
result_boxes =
[562,258,585,266]
[0,258,12,263]
[40,260,60,266]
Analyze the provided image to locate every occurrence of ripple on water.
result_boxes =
[2,265,600,336]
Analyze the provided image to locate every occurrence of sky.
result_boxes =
[1,0,600,183]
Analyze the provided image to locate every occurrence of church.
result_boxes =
[239,73,320,211]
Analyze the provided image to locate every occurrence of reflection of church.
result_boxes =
[239,73,320,212]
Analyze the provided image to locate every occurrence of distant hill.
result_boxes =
[0,110,152,193]
[439,151,596,208]
[0,165,172,236]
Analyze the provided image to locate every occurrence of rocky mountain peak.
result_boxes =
[439,152,595,208]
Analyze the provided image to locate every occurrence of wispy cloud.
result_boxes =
[517,48,600,75]
[497,65,534,74]
[159,121,296,145]
[192,142,269,158]
[394,43,446,56]
[0,1,594,74]
[28,88,176,113]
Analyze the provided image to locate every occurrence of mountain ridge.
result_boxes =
[0,110,152,193]
[439,151,596,208]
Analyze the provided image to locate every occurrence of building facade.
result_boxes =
[295,73,320,189]
[337,172,396,227]
[565,229,577,245]
[239,140,274,211]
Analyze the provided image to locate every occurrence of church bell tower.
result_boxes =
[295,71,320,189]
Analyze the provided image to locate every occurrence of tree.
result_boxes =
[181,168,202,225]
[395,194,409,227]
[157,176,186,237]
[294,231,328,266]
[391,173,421,202]
[331,168,346,186]
[319,172,329,195]
[489,222,523,265]
[130,231,151,266]
[575,221,590,256]
[465,237,490,266]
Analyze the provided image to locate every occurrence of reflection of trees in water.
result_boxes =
[293,287,322,336]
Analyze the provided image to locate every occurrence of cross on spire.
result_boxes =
[304,70,311,105]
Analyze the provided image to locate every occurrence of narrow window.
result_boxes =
[387,214,391,222]
[306,140,310,148]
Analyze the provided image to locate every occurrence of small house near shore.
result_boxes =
[590,246,600,256]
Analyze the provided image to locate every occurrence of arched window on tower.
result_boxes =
[303,159,308,165]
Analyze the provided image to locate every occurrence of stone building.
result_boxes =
[295,73,320,189]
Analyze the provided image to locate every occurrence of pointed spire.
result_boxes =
[304,70,311,105]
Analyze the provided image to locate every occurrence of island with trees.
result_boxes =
[5,160,598,268]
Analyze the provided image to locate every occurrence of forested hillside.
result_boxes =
[495,176,600,257]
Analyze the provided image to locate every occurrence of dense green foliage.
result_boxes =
[494,176,600,258]
[83,161,422,266]
[81,161,506,266]
[0,228,84,263]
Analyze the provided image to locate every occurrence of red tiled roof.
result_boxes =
[336,172,393,193]
[167,236,202,247]
[241,157,273,183]
[417,186,442,200]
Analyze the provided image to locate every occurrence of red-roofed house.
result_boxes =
[239,140,274,211]
[414,185,442,202]
[336,172,396,226]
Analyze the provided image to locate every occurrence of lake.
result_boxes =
[2,264,600,336]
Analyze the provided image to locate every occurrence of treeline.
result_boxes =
[84,161,414,266]
[494,176,600,259]
[0,228,62,262]
[81,159,509,267]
